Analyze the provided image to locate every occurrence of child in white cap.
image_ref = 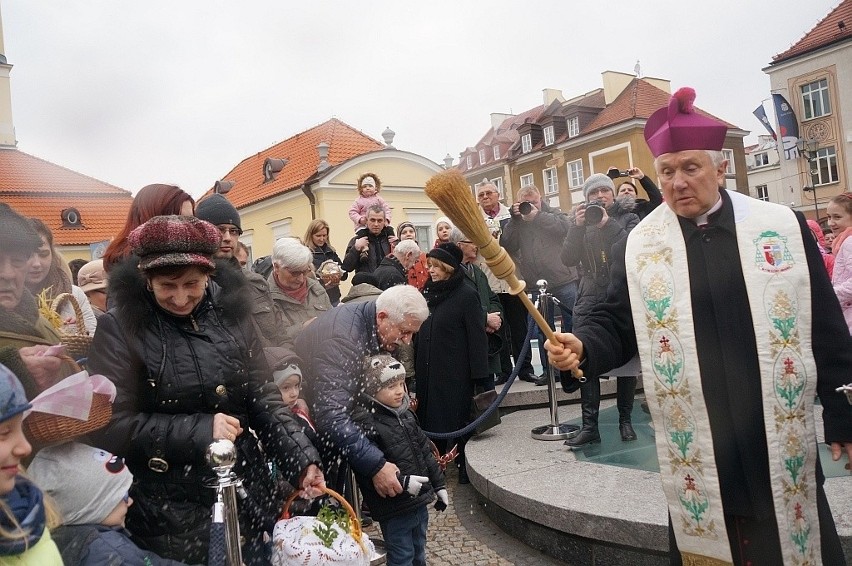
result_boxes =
[28,442,188,565]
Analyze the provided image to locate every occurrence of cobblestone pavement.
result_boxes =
[364,464,566,565]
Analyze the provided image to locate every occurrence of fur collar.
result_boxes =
[109,256,253,336]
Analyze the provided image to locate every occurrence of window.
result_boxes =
[756,185,769,201]
[465,155,472,169]
[493,146,501,160]
[801,79,831,120]
[414,226,431,251]
[722,149,735,175]
[812,146,839,186]
[473,181,484,196]
[567,159,584,188]
[490,177,504,198]
[520,174,534,187]
[521,133,532,154]
[543,125,555,146]
[479,149,487,165]
[753,152,769,167]
[543,168,558,195]
[567,117,579,138]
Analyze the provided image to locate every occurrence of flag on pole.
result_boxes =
[772,94,800,160]
[752,104,777,140]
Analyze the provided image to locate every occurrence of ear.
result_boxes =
[715,160,728,185]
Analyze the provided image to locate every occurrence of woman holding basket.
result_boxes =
[88,215,324,565]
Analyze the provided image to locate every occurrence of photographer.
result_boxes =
[608,166,662,219]
[561,173,640,448]
[501,185,578,383]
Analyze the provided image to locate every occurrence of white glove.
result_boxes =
[435,488,449,512]
[399,474,430,497]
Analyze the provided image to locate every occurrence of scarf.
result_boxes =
[831,226,852,257]
[422,268,464,308]
[0,289,43,337]
[0,477,47,556]
[273,271,309,303]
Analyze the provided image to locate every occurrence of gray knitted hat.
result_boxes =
[196,194,241,231]
[363,354,406,396]
[582,173,615,200]
[0,364,31,423]
[28,442,133,525]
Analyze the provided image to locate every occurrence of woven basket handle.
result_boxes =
[279,486,363,546]
[50,292,87,336]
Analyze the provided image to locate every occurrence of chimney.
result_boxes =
[443,154,454,169]
[601,71,635,105]
[317,141,330,172]
[490,112,514,130]
[542,88,564,105]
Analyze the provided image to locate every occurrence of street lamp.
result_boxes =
[796,138,820,221]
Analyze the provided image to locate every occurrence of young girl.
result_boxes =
[433,216,453,248]
[0,364,62,564]
[827,192,852,334]
[348,173,392,233]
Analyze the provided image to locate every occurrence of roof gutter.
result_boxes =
[301,182,316,220]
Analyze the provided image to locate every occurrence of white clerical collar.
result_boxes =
[694,195,723,227]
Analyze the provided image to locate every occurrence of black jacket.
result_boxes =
[88,258,320,560]
[501,200,578,289]
[634,176,663,219]
[341,227,393,274]
[310,244,347,305]
[352,395,444,522]
[372,256,407,290]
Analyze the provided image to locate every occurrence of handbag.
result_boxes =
[470,386,501,435]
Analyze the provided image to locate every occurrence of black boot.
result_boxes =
[565,378,600,449]
[617,376,637,441]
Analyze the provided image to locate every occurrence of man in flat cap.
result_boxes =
[546,88,851,565]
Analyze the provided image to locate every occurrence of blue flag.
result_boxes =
[752,104,777,140]
[772,94,800,160]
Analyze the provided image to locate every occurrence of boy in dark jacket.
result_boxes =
[28,442,190,566]
[354,354,447,566]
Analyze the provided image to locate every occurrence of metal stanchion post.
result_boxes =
[347,467,387,565]
[206,439,243,566]
[530,279,580,441]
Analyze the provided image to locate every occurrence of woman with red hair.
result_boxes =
[103,184,194,271]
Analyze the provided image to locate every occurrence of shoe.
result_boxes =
[457,465,470,485]
[533,373,551,386]
[564,428,600,449]
[620,422,637,441]
[518,373,537,383]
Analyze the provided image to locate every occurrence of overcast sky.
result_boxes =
[2,0,840,198]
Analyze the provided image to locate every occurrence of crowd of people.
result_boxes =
[0,88,850,565]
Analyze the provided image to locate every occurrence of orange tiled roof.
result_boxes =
[584,79,737,134]
[772,0,852,63]
[211,118,384,209]
[0,148,132,246]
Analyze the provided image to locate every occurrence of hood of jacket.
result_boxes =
[109,256,253,336]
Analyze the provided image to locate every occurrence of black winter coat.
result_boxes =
[88,258,320,563]
[352,396,444,522]
[341,227,393,274]
[415,270,488,434]
[372,256,407,290]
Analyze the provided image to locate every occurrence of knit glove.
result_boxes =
[434,488,449,512]
[399,474,430,497]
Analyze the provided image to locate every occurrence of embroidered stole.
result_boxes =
[625,191,821,565]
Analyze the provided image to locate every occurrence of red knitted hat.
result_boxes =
[129,215,220,271]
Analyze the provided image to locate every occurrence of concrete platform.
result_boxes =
[465,400,852,565]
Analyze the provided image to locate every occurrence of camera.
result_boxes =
[606,168,630,180]
[584,201,605,225]
[518,201,533,215]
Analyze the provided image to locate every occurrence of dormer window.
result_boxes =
[493,146,501,160]
[521,133,532,154]
[60,208,83,228]
[567,117,579,138]
[466,155,473,169]
[543,125,555,146]
[479,149,487,165]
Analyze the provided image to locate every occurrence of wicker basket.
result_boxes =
[50,293,93,360]
[24,392,112,445]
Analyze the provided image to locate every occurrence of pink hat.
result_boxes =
[644,87,727,157]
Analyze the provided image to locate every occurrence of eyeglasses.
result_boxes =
[477,191,496,198]
[217,226,242,237]
[458,240,474,245]
[586,188,612,197]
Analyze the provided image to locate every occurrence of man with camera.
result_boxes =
[501,185,578,383]
[561,173,640,448]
